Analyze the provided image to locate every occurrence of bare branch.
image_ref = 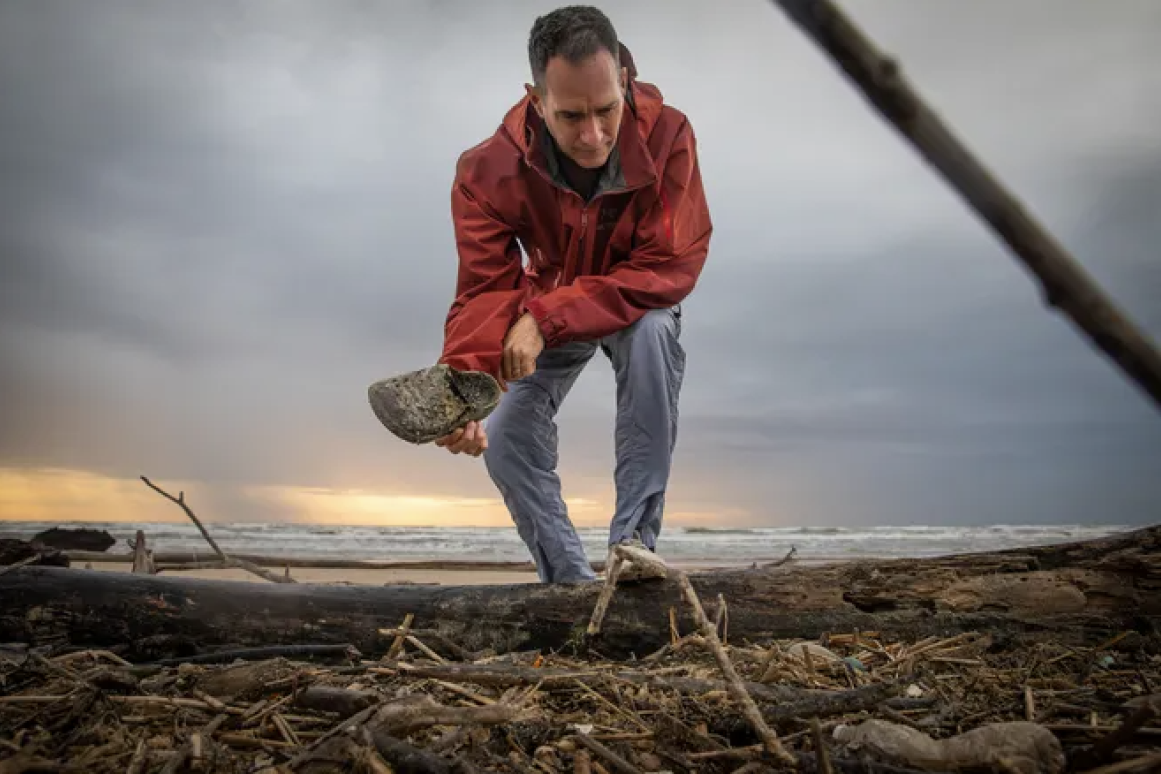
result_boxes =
[140,475,295,583]
[769,0,1161,412]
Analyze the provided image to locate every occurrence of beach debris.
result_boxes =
[675,568,796,765]
[0,539,69,572]
[295,684,380,719]
[588,541,669,637]
[833,719,1065,773]
[140,474,297,583]
[0,617,1158,772]
[129,529,156,575]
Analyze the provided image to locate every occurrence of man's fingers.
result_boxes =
[502,348,517,382]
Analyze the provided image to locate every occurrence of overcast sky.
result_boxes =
[1,0,1159,528]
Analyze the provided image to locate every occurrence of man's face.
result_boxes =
[528,48,627,170]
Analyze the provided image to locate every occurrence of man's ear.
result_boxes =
[524,83,544,117]
[619,67,628,94]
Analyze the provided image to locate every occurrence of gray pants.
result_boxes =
[483,307,685,583]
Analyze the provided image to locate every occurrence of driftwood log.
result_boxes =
[0,526,1157,663]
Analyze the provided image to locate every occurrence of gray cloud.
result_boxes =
[1,0,1159,527]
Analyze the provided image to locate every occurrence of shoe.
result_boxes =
[367,364,502,444]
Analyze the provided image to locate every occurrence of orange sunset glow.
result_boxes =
[0,467,742,528]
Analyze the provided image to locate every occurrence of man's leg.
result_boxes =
[483,341,598,583]
[602,307,686,551]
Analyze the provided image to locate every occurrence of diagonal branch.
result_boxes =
[769,0,1161,412]
[677,570,796,766]
[140,475,295,583]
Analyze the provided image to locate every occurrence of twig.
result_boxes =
[140,475,296,583]
[135,643,358,668]
[386,613,414,660]
[125,738,148,774]
[154,561,232,573]
[767,0,1161,410]
[365,727,455,774]
[572,733,643,774]
[763,545,797,568]
[159,712,229,774]
[714,593,728,645]
[0,553,41,577]
[1071,694,1160,769]
[587,554,624,635]
[810,716,834,774]
[284,703,381,769]
[675,570,795,765]
[1076,753,1161,774]
[380,660,890,706]
[373,694,519,735]
[406,634,447,664]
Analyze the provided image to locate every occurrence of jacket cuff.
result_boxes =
[523,296,562,348]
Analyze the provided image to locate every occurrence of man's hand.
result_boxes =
[502,312,545,382]
[434,420,487,457]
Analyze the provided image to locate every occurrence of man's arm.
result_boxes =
[523,118,712,347]
[438,166,528,378]
[445,174,525,329]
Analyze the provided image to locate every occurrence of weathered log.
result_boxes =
[0,526,1157,662]
[66,550,553,572]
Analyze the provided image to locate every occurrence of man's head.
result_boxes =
[526,6,627,170]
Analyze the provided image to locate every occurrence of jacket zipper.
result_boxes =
[526,154,656,282]
[578,209,589,277]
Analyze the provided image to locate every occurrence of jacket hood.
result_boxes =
[499,42,663,191]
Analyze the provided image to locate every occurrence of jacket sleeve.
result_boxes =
[523,118,712,346]
[445,172,525,323]
[437,163,528,377]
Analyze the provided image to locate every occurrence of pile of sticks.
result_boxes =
[2,556,1158,772]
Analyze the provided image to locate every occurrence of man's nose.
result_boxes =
[579,115,604,146]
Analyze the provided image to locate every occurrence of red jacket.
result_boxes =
[438,50,712,385]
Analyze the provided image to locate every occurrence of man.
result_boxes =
[368,5,712,583]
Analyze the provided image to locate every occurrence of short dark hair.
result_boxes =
[528,6,620,87]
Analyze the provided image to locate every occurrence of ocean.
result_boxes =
[0,521,1134,566]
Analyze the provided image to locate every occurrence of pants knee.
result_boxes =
[482,409,540,486]
[630,308,679,341]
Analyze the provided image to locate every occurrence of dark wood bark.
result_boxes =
[769,0,1161,411]
[1,526,1157,662]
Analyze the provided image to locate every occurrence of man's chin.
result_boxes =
[570,150,610,169]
